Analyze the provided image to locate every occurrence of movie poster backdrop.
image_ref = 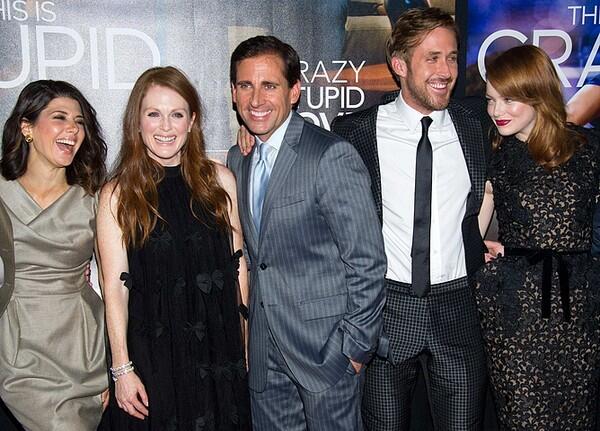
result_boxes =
[0,1,453,164]
[466,0,600,109]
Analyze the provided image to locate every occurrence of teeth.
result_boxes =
[56,139,75,146]
[154,135,176,143]
[429,82,448,89]
[251,110,271,118]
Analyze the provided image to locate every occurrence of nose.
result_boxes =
[250,87,264,107]
[492,101,504,118]
[436,59,452,77]
[160,115,172,131]
[66,119,80,134]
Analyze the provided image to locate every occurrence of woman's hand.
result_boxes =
[484,240,504,263]
[237,125,255,156]
[115,372,149,420]
[101,388,110,411]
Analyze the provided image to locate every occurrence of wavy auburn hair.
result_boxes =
[112,66,230,248]
[486,45,584,168]
[1,80,107,194]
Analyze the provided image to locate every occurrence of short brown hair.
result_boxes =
[386,7,458,67]
[486,45,584,169]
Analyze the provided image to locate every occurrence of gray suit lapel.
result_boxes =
[259,112,302,243]
[240,150,259,252]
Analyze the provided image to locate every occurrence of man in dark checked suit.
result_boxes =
[332,8,490,431]
[227,36,387,430]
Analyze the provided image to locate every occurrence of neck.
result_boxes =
[19,157,68,196]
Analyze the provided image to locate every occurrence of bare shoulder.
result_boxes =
[98,179,120,210]
[212,161,237,193]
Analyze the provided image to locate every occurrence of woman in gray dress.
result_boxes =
[0,80,109,430]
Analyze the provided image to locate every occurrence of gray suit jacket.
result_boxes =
[0,196,15,318]
[228,112,386,392]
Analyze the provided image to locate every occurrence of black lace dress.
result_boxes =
[474,130,600,430]
[107,165,250,431]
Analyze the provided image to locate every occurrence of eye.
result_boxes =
[485,97,493,104]
[505,98,513,104]
[172,112,185,119]
[52,114,66,120]
[448,55,458,63]
[147,111,160,118]
[238,83,250,89]
[76,118,85,126]
[264,83,277,90]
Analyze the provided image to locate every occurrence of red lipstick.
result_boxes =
[495,119,510,126]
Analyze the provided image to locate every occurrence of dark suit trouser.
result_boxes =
[250,330,365,431]
[362,277,487,431]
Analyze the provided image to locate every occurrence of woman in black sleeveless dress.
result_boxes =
[98,66,250,430]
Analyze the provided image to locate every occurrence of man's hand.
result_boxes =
[350,359,363,374]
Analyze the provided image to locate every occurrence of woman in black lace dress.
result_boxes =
[476,45,600,430]
[97,66,250,430]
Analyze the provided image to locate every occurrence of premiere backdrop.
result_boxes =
[466,0,600,101]
[0,0,454,164]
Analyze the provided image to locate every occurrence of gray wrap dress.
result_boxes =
[0,177,108,431]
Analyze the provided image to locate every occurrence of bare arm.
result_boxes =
[215,164,250,359]
[478,181,504,261]
[566,84,600,126]
[97,182,148,419]
[93,239,110,410]
[478,180,495,238]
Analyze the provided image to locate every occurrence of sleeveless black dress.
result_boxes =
[474,131,600,430]
[108,165,250,430]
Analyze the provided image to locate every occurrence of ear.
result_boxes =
[230,82,237,101]
[289,80,301,105]
[390,56,408,79]
[20,120,32,138]
[189,112,196,132]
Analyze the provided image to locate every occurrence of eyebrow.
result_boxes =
[236,80,280,86]
[427,50,458,56]
[51,109,83,118]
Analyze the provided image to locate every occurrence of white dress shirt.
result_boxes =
[249,112,293,219]
[377,92,471,284]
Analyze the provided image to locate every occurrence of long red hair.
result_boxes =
[111,66,230,248]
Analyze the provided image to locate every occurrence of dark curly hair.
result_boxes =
[1,80,107,194]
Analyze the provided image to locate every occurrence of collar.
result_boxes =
[395,91,449,133]
[255,111,293,152]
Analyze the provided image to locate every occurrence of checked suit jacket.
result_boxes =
[227,112,387,393]
[331,98,491,362]
[0,196,15,319]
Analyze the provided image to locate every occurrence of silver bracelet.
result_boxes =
[110,361,134,382]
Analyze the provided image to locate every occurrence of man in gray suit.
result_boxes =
[227,36,386,430]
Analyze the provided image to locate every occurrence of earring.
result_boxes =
[24,134,33,143]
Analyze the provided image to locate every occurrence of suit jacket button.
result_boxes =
[260,301,264,308]
[259,263,267,270]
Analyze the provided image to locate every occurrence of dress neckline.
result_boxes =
[164,165,181,178]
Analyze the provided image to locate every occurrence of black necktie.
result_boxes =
[411,116,433,297]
